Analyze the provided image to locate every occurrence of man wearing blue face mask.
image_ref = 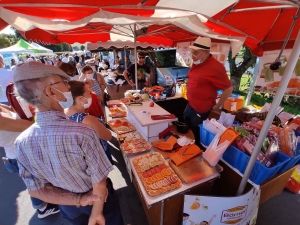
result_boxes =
[13,61,123,225]
[184,37,233,150]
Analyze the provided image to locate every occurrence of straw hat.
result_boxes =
[189,37,211,50]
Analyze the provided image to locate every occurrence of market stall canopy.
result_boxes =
[30,42,54,54]
[206,1,300,56]
[0,0,245,56]
[0,39,35,54]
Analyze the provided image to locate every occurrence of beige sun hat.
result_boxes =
[13,61,70,82]
[189,37,211,50]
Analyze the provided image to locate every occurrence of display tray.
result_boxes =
[107,103,127,118]
[107,118,136,134]
[118,131,152,155]
[169,156,223,184]
[132,152,182,197]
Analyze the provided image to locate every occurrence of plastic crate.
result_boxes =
[277,154,300,174]
[222,145,290,185]
[199,124,215,147]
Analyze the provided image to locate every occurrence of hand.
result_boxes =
[130,82,136,87]
[80,190,101,206]
[88,212,105,225]
[211,105,221,112]
[144,81,149,87]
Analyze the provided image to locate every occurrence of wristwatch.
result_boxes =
[76,193,82,208]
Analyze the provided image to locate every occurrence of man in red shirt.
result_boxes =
[184,37,233,149]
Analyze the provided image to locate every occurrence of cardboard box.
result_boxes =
[223,98,244,112]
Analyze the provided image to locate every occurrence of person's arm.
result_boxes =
[88,178,108,225]
[82,115,112,141]
[0,114,33,132]
[212,85,233,112]
[79,73,86,81]
[123,69,135,87]
[145,71,153,86]
[29,183,101,207]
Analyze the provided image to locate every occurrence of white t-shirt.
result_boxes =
[0,68,13,102]
[0,111,22,159]
[62,57,68,63]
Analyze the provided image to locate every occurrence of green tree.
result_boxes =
[80,45,85,51]
[228,46,257,92]
[0,35,11,48]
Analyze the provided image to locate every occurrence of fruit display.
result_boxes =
[108,104,127,118]
[107,118,136,134]
[118,131,152,155]
[132,152,182,197]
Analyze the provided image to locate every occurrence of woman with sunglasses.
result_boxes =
[123,51,152,90]
[64,81,114,164]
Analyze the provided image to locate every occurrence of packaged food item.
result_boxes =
[278,125,297,156]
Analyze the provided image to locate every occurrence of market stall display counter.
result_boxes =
[126,101,177,142]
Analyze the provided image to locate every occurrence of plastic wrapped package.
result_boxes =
[203,119,226,135]
[285,166,300,194]
[278,125,297,156]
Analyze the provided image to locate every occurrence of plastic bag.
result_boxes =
[203,134,230,166]
[218,111,235,127]
[278,125,297,156]
[203,119,226,135]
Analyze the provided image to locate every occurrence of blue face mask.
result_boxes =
[52,87,74,109]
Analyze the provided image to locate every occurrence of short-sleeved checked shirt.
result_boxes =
[15,110,113,193]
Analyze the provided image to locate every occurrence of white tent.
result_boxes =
[30,42,54,55]
[0,45,33,54]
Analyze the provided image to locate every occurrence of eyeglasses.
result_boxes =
[50,80,69,86]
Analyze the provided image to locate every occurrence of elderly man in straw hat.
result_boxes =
[13,61,123,225]
[184,37,233,149]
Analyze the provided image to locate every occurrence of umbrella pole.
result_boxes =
[245,57,261,106]
[134,24,138,90]
[237,29,300,196]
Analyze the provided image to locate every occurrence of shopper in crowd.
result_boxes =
[123,51,152,90]
[74,53,80,63]
[13,61,123,225]
[79,66,106,103]
[0,54,13,105]
[61,53,69,63]
[0,104,60,219]
[68,56,78,75]
[11,59,17,67]
[58,62,79,81]
[184,37,233,149]
[65,80,113,164]
[76,54,86,75]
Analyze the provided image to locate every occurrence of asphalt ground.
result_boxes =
[1,137,300,225]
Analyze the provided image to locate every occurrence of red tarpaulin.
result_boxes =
[206,1,300,56]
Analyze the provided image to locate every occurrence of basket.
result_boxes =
[223,145,290,185]
[199,124,215,148]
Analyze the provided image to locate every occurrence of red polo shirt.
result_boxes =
[186,56,232,113]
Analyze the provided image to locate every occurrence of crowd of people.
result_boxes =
[0,52,126,225]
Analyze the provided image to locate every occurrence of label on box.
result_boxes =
[243,140,254,153]
[230,102,237,111]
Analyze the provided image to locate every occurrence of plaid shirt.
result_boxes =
[15,110,113,193]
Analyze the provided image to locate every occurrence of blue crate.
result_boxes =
[222,146,290,185]
[277,154,300,174]
[199,124,215,147]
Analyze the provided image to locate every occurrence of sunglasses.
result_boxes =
[138,56,145,59]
